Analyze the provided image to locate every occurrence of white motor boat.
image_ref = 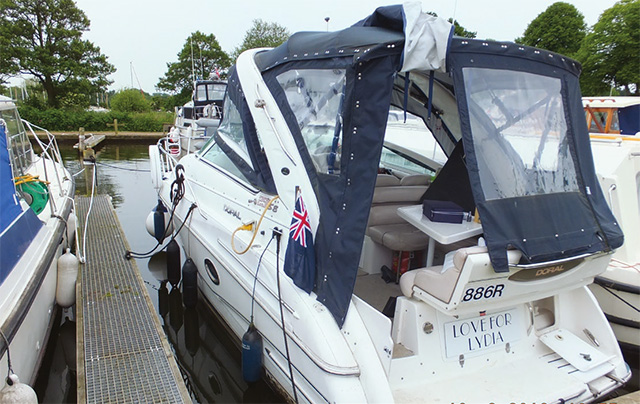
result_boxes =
[586,97,640,360]
[148,4,632,402]
[169,79,227,154]
[0,96,77,397]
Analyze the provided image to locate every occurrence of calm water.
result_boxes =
[35,141,283,403]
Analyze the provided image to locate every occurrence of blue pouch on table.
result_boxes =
[422,200,465,223]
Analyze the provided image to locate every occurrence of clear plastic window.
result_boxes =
[276,69,346,175]
[200,93,254,183]
[462,68,579,200]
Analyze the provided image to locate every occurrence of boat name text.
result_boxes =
[224,205,241,220]
[451,312,512,352]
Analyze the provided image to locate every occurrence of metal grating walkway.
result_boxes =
[76,195,190,403]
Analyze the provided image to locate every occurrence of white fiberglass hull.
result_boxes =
[0,159,75,389]
[153,151,630,403]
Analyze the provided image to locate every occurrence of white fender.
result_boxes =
[64,212,77,250]
[145,209,174,240]
[56,248,79,308]
[149,145,163,190]
[0,374,37,404]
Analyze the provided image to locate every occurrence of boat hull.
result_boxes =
[0,150,75,390]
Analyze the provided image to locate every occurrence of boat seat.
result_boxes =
[366,174,430,253]
[399,246,522,304]
[368,223,430,252]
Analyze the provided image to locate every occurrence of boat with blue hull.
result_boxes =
[149,3,632,402]
[0,96,77,399]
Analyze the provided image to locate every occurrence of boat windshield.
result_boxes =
[200,93,254,183]
[0,105,32,176]
[196,83,227,102]
[276,69,346,175]
[462,68,579,200]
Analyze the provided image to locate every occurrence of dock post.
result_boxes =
[106,118,123,134]
[78,127,85,152]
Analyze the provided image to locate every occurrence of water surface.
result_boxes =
[36,141,283,403]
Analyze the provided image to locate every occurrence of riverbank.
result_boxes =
[30,130,164,141]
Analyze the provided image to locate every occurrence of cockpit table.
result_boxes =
[397,205,483,267]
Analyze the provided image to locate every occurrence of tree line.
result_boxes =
[1,0,638,114]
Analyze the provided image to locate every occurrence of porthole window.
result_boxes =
[204,259,220,285]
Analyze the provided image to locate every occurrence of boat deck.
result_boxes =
[75,195,190,403]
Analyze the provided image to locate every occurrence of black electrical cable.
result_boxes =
[274,229,298,404]
[125,203,196,259]
[250,236,275,323]
[126,164,192,260]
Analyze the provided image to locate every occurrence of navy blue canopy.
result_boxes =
[0,120,42,284]
[249,4,622,326]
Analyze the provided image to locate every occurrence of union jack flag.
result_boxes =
[290,192,311,247]
[284,188,316,293]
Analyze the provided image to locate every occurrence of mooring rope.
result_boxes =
[95,161,150,173]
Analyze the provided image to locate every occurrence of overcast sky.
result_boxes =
[17,0,622,94]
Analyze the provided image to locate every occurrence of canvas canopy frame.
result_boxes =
[237,4,623,326]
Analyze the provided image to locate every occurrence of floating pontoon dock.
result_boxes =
[75,195,190,403]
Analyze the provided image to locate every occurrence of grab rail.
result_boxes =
[510,251,606,270]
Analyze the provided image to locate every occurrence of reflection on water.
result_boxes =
[158,282,278,403]
[37,141,282,403]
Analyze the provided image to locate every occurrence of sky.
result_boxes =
[11,0,622,94]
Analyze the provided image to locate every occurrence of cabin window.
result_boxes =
[462,68,579,200]
[196,83,227,102]
[588,111,608,133]
[208,84,226,100]
[196,85,208,102]
[0,106,32,176]
[276,69,346,175]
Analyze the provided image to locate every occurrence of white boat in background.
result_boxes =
[583,96,640,136]
[586,97,640,360]
[148,4,632,402]
[0,96,77,398]
[169,79,227,154]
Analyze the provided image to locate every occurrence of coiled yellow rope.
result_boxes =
[14,174,50,186]
[231,195,280,255]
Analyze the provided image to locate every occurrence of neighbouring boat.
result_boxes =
[169,79,227,154]
[0,96,77,397]
[583,96,640,136]
[585,97,640,359]
[148,4,632,402]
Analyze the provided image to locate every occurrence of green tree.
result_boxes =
[156,31,231,107]
[0,0,115,107]
[515,2,586,57]
[110,89,151,113]
[577,0,639,96]
[449,18,476,38]
[232,19,290,59]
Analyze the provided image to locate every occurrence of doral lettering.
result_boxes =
[535,265,565,277]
